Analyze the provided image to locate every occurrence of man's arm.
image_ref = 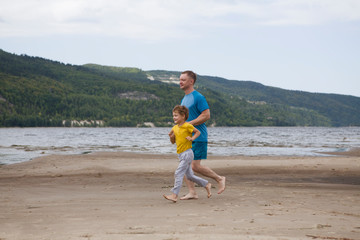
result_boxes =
[188,109,210,126]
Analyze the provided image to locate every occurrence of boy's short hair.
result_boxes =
[173,105,189,121]
[182,70,197,84]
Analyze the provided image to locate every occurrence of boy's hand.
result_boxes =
[169,130,175,144]
[186,136,193,141]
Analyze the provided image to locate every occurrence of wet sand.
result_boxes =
[0,151,359,240]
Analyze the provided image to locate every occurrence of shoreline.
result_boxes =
[320,147,360,157]
[1,151,359,239]
[2,126,360,167]
[1,146,359,166]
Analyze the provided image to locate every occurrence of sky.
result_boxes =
[1,0,360,97]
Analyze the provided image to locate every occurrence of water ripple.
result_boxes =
[1,127,360,164]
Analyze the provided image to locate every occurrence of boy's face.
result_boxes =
[173,111,185,125]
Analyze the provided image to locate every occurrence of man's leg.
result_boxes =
[192,142,225,194]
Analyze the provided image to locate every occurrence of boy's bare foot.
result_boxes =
[180,193,199,200]
[163,194,177,203]
[217,176,226,194]
[205,183,212,198]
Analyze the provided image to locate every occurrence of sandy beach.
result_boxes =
[1,151,359,240]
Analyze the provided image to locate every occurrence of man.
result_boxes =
[178,70,225,200]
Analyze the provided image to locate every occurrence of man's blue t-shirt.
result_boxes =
[181,90,209,142]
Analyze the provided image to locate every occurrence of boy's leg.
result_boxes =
[180,142,205,200]
[170,158,187,196]
[192,160,226,194]
[185,161,212,198]
[185,162,208,188]
[180,149,198,200]
[170,150,193,197]
[165,154,189,203]
[180,176,198,200]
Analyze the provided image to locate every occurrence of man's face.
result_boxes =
[179,73,194,91]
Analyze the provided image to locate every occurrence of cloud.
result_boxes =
[257,0,360,25]
[1,0,360,39]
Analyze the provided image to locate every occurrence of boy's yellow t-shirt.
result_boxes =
[172,122,195,154]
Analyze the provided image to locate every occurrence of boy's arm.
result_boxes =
[168,130,175,144]
[186,128,201,142]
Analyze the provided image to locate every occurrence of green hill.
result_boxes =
[195,75,360,127]
[1,49,359,127]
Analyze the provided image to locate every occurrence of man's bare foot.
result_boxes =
[163,194,177,203]
[180,193,199,200]
[217,176,226,194]
[205,183,212,198]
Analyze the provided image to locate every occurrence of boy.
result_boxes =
[163,105,212,203]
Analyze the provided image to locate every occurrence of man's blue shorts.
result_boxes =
[192,141,208,160]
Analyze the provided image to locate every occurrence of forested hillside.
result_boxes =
[148,71,360,127]
[1,49,359,127]
[195,75,360,127]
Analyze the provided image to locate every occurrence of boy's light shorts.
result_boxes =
[192,141,208,160]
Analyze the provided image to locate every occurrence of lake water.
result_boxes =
[1,127,360,165]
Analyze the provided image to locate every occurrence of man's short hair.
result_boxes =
[182,70,197,84]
